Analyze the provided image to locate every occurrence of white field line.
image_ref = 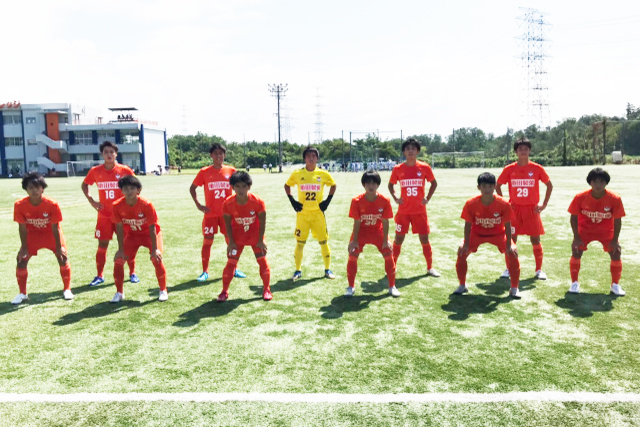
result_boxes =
[2,392,640,403]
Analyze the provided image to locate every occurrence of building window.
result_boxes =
[75,131,92,145]
[27,139,37,145]
[26,117,36,124]
[120,130,139,144]
[98,131,115,142]
[5,137,24,146]
[28,161,39,170]
[3,115,21,125]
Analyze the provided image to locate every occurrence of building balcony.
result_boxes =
[68,142,141,155]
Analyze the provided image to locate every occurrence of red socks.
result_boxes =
[347,256,358,288]
[508,253,520,289]
[392,243,401,263]
[96,247,107,277]
[201,239,213,273]
[611,260,622,284]
[60,264,72,291]
[127,258,136,276]
[384,254,396,288]
[421,243,433,270]
[222,259,238,292]
[151,257,167,291]
[16,268,28,294]
[570,257,580,283]
[532,243,544,271]
[114,259,125,293]
[456,254,468,285]
[257,257,271,290]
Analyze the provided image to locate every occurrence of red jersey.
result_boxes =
[14,196,63,234]
[389,161,435,215]
[497,161,549,206]
[461,195,514,236]
[222,193,266,246]
[349,193,393,232]
[83,163,135,218]
[111,196,161,237]
[192,165,236,217]
[568,189,625,235]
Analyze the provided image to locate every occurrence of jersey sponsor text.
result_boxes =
[581,210,612,223]
[510,179,535,187]
[400,179,423,187]
[475,217,502,228]
[207,182,230,190]
[97,182,119,190]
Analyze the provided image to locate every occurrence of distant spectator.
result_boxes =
[268,163,273,173]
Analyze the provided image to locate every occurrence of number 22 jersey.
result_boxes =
[192,165,236,218]
[285,167,336,212]
[83,163,135,219]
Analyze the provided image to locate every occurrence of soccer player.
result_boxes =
[82,141,136,286]
[388,137,440,277]
[217,171,272,302]
[567,168,625,295]
[111,176,168,302]
[284,146,337,281]
[190,143,245,281]
[496,137,553,280]
[454,172,521,298]
[347,170,398,297]
[12,172,74,304]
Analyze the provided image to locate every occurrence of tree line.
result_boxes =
[168,103,640,169]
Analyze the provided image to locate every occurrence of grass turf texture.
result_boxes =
[1,166,640,423]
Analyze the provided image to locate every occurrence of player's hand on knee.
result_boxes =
[571,238,583,252]
[508,246,518,257]
[458,243,469,257]
[151,249,163,262]
[257,241,267,255]
[348,241,359,254]
[609,240,621,257]
[17,246,30,261]
[382,240,392,251]
[55,247,68,264]
[114,249,126,262]
[227,242,238,257]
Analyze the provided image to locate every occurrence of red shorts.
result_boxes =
[467,232,515,254]
[510,204,544,236]
[203,216,226,238]
[394,212,430,235]
[228,244,265,259]
[95,215,116,240]
[123,231,164,259]
[577,231,614,252]
[349,230,392,256]
[26,230,67,257]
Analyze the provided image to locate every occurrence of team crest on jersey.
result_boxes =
[138,213,144,218]
[250,211,255,215]
[317,177,321,182]
[378,208,384,212]
[528,172,534,177]
[494,212,500,217]
[301,177,305,181]
[604,206,611,212]
[224,175,230,179]
[43,212,49,217]
[417,172,422,177]
[116,174,121,179]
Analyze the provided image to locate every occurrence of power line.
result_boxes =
[268,83,288,166]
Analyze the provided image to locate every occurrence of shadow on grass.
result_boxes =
[477,277,537,296]
[0,284,106,317]
[251,276,326,296]
[319,274,425,319]
[147,278,222,297]
[53,299,155,326]
[555,292,619,318]
[173,297,263,327]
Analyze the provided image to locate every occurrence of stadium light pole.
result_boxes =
[268,84,288,167]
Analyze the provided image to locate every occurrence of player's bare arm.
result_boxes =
[423,179,438,205]
[223,213,238,257]
[52,223,68,265]
[505,221,517,257]
[458,222,472,256]
[348,220,361,254]
[495,184,503,197]
[17,223,30,261]
[609,218,622,257]
[388,182,403,205]
[536,180,553,213]
[570,215,583,254]
[189,184,210,214]
[382,219,391,251]
[284,184,303,212]
[113,223,127,261]
[150,225,162,261]
[256,211,267,255]
[81,182,103,211]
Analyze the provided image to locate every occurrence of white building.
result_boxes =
[0,102,168,176]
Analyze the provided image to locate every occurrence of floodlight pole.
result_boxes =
[268,84,288,166]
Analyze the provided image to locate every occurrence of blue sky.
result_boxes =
[2,0,639,143]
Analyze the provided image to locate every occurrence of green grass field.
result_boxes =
[1,165,640,426]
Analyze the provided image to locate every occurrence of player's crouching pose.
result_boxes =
[568,168,626,296]
[388,137,440,277]
[111,176,168,303]
[12,173,73,304]
[217,171,272,302]
[346,171,398,297]
[455,172,522,299]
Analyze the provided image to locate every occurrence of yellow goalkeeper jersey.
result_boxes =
[285,167,336,212]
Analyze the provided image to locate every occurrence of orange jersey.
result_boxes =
[461,195,514,236]
[14,196,63,234]
[223,193,266,245]
[497,161,549,206]
[192,165,236,217]
[568,189,625,235]
[349,193,393,232]
[112,196,160,237]
[389,161,435,214]
[83,163,135,218]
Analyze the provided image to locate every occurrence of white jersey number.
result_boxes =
[516,188,529,198]
[214,190,226,199]
[406,187,418,197]
[105,190,116,199]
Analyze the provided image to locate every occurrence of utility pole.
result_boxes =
[452,128,456,168]
[602,118,607,165]
[341,130,344,168]
[268,84,288,167]
[562,125,567,166]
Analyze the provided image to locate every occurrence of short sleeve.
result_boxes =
[51,202,63,223]
[124,165,135,176]
[568,195,581,215]
[349,199,360,220]
[497,166,509,185]
[461,201,473,222]
[256,197,266,214]
[83,168,96,185]
[222,199,232,216]
[192,169,205,187]
[146,202,158,225]
[502,203,514,223]
[13,203,25,224]
[538,165,550,183]
[111,205,122,224]
[423,164,435,182]
[285,171,297,187]
[382,198,393,219]
[613,196,626,219]
[389,167,398,184]
[324,171,336,187]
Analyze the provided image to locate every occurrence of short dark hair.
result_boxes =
[513,137,532,152]
[361,170,381,186]
[22,172,47,190]
[230,171,252,187]
[209,143,227,154]
[100,141,119,153]
[586,167,610,184]
[303,146,320,161]
[477,172,496,185]
[118,175,142,190]
[401,137,421,153]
